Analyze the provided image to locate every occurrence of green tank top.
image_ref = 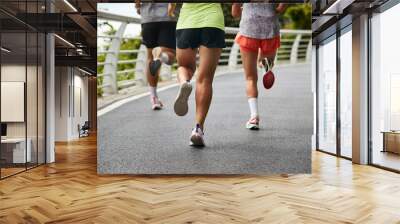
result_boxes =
[176,3,224,30]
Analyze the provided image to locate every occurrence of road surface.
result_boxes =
[98,64,313,174]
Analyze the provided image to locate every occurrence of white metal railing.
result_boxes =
[97,11,312,96]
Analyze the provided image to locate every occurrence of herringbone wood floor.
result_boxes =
[1,134,400,224]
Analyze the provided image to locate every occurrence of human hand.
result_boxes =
[276,4,286,14]
[168,3,176,17]
[231,3,242,18]
[257,56,264,68]
[135,0,141,15]
[257,50,264,68]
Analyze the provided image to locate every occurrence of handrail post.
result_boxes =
[135,44,148,86]
[306,38,312,62]
[290,34,302,65]
[228,43,240,70]
[103,22,127,96]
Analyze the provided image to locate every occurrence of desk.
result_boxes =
[382,131,400,154]
[1,138,31,163]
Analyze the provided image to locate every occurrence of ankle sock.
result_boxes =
[149,86,157,98]
[248,97,259,118]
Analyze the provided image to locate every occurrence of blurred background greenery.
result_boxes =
[97,3,311,96]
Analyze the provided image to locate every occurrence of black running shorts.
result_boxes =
[176,27,226,49]
[141,21,177,49]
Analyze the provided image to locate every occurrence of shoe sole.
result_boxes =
[190,134,205,147]
[246,123,260,130]
[152,105,162,110]
[149,59,161,76]
[174,83,192,116]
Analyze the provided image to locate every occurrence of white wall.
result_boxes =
[1,65,28,138]
[54,67,89,141]
[1,63,46,164]
[71,73,89,138]
[55,66,70,141]
[1,65,25,130]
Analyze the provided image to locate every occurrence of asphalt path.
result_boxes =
[98,64,313,174]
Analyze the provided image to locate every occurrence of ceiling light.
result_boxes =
[1,47,11,53]
[63,0,78,12]
[54,34,75,48]
[76,49,85,55]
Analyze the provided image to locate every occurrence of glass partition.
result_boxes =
[371,4,400,171]
[1,31,28,177]
[339,28,352,158]
[0,1,46,179]
[318,36,337,154]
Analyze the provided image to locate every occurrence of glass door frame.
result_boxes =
[367,1,400,173]
[315,0,400,173]
[315,24,353,161]
[0,2,48,180]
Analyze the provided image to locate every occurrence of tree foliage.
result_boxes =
[282,4,312,29]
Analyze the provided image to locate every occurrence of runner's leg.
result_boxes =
[241,48,259,98]
[195,46,221,129]
[176,48,196,83]
[173,48,197,116]
[146,48,163,110]
[241,48,260,130]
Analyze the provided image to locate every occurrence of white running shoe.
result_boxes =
[246,117,260,130]
[190,124,205,147]
[174,82,192,116]
[151,96,163,110]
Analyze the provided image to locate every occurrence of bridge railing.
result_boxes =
[97,11,312,96]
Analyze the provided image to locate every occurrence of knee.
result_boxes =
[178,65,195,76]
[196,75,213,86]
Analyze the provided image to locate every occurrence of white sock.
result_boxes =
[248,98,258,118]
[160,52,170,64]
[149,86,157,98]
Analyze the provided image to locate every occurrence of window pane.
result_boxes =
[318,37,337,154]
[371,4,400,171]
[1,31,27,177]
[340,29,352,158]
